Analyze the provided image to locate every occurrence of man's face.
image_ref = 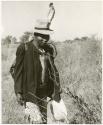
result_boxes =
[36,36,46,48]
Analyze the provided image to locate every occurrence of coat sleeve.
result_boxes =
[43,43,57,58]
[47,54,62,102]
[14,44,25,95]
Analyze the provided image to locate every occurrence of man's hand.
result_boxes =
[52,93,61,103]
[16,93,24,105]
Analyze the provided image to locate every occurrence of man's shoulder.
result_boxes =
[17,43,25,51]
[18,43,25,47]
[19,42,33,50]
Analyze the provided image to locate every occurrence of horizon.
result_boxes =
[1,1,102,41]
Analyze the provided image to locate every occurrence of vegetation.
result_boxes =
[1,33,102,124]
[2,35,17,45]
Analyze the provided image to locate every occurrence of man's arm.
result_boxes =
[50,7,55,23]
[43,43,57,59]
[14,44,25,105]
[48,7,55,23]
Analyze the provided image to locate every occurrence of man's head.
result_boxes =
[33,19,53,47]
[49,2,53,7]
[34,32,50,48]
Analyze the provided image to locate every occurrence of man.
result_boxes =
[14,21,61,123]
[47,2,55,29]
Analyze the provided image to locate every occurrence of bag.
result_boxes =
[50,99,67,121]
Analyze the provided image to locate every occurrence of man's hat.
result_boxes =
[34,19,54,35]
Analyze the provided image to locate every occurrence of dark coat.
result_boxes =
[14,41,61,103]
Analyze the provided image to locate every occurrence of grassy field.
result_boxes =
[2,37,102,124]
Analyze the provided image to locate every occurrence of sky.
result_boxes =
[1,1,102,41]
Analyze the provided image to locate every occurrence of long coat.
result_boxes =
[14,41,61,103]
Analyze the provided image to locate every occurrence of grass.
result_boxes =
[2,36,102,124]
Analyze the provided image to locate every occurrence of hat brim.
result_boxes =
[34,29,54,35]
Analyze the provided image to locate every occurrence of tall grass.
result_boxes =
[55,37,102,123]
[2,37,102,124]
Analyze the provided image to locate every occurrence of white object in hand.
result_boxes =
[51,99,67,121]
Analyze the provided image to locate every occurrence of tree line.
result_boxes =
[1,31,33,45]
[2,31,99,46]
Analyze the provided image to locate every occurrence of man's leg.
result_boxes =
[37,97,47,123]
[36,87,47,123]
[24,101,42,124]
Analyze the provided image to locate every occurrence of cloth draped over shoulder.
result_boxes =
[14,41,61,103]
